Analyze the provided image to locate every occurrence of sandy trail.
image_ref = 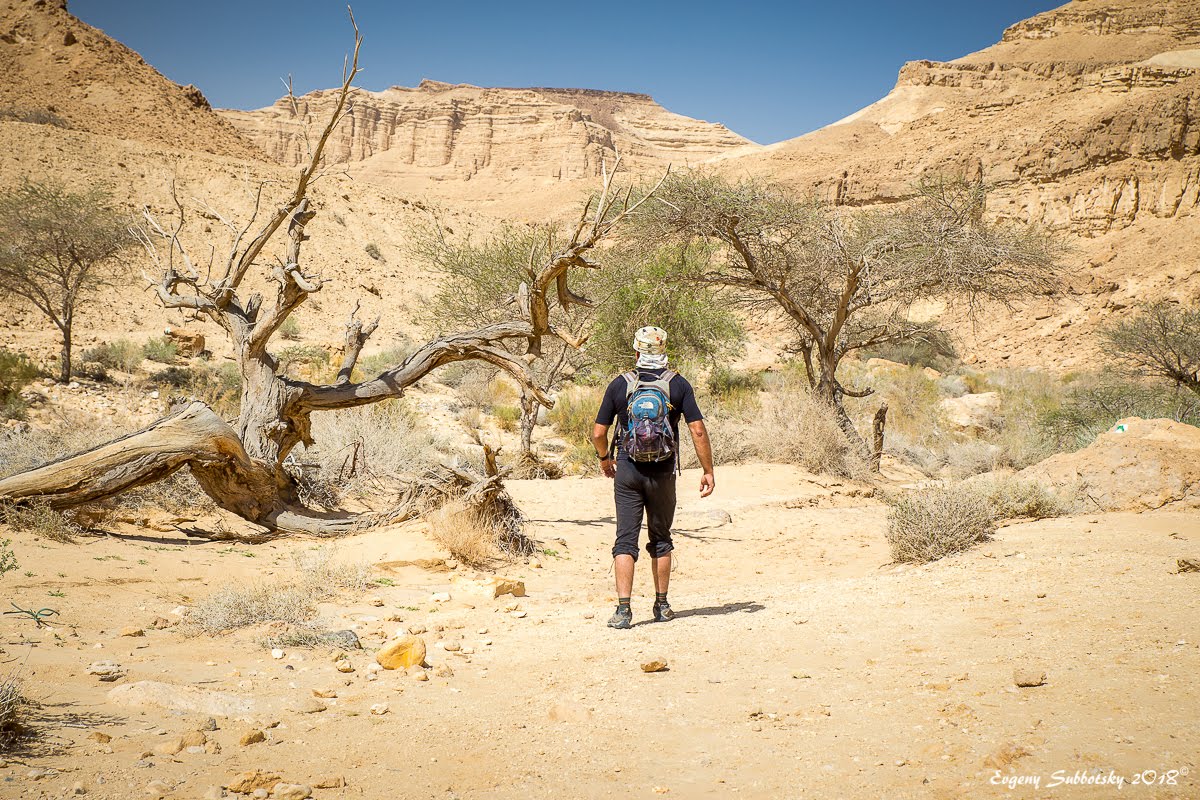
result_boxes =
[2,464,1198,799]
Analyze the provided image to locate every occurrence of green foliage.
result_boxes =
[279,317,302,341]
[0,349,38,420]
[493,404,521,431]
[0,500,82,543]
[277,345,330,379]
[886,483,995,563]
[1101,301,1200,396]
[82,339,142,374]
[353,338,417,380]
[707,366,764,397]
[0,539,17,579]
[150,362,242,417]
[142,336,178,364]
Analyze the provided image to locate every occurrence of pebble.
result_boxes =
[271,649,285,660]
[271,784,312,800]
[408,625,427,635]
[201,718,219,731]
[239,730,266,746]
[370,703,389,715]
[145,780,171,797]
[72,782,87,795]
[290,697,327,714]
[510,610,528,619]
[413,670,430,682]
[641,659,669,673]
[312,688,338,699]
[1013,669,1047,688]
[335,660,355,673]
[120,627,145,637]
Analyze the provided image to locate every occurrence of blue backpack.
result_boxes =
[620,369,678,469]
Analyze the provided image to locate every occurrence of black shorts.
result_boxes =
[612,459,676,561]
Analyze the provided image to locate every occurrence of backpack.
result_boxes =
[619,369,678,469]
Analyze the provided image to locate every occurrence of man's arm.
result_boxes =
[688,419,715,497]
[592,423,616,478]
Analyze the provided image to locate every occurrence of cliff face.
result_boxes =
[718,0,1200,369]
[0,0,260,158]
[220,80,755,208]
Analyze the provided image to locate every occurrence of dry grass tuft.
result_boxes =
[886,483,995,563]
[186,548,370,639]
[426,503,497,569]
[0,673,25,750]
[0,500,82,542]
[974,474,1073,520]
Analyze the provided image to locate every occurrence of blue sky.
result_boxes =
[71,0,1062,145]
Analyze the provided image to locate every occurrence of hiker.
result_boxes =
[591,325,714,629]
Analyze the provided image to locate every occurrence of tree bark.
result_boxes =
[870,402,888,473]
[518,391,537,456]
[58,319,72,384]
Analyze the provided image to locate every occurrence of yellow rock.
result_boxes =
[376,635,427,670]
[119,627,145,637]
[492,578,526,599]
[226,771,281,794]
[238,730,265,746]
[180,731,207,748]
[641,659,669,673]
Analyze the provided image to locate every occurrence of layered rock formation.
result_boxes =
[0,0,259,158]
[221,80,754,210]
[718,0,1200,368]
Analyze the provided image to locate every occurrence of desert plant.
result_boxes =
[635,172,1065,469]
[708,366,764,397]
[1102,301,1200,397]
[142,336,178,364]
[364,242,384,262]
[0,499,82,542]
[0,180,133,382]
[0,673,25,750]
[279,317,302,341]
[0,539,17,579]
[1039,375,1200,452]
[426,503,496,568]
[81,339,142,374]
[886,483,995,563]
[975,474,1071,520]
[0,107,70,127]
[493,404,521,431]
[0,349,39,420]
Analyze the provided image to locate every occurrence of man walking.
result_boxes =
[591,325,715,629]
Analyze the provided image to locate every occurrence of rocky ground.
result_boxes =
[2,464,1198,799]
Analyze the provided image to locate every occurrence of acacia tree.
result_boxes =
[0,181,132,382]
[637,172,1064,466]
[0,24,658,538]
[1101,301,1200,397]
[419,222,742,456]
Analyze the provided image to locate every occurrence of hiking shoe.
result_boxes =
[653,601,676,622]
[607,605,633,630]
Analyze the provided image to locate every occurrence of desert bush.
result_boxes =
[859,331,958,372]
[974,474,1071,520]
[0,673,26,751]
[279,317,302,341]
[0,539,17,579]
[455,368,516,411]
[0,107,70,127]
[299,400,450,496]
[0,499,82,542]
[365,242,384,262]
[886,483,995,563]
[426,503,496,568]
[277,345,330,380]
[0,349,39,420]
[82,339,142,374]
[493,404,520,432]
[1038,377,1200,452]
[187,548,369,637]
[547,384,605,466]
[353,337,417,380]
[1101,301,1200,397]
[142,337,177,364]
[708,366,764,397]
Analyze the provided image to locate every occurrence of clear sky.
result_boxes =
[70,0,1062,145]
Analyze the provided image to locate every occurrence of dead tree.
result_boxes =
[0,20,662,538]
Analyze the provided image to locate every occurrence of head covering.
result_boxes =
[633,326,667,355]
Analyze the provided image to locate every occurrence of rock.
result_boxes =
[673,509,732,531]
[434,664,454,678]
[153,737,184,756]
[1177,558,1200,573]
[226,771,281,794]
[641,659,669,673]
[312,688,338,699]
[491,578,526,598]
[407,625,426,635]
[376,635,427,670]
[1021,418,1200,511]
[1013,669,1047,688]
[510,610,528,619]
[412,670,429,682]
[120,627,146,637]
[180,731,207,748]
[271,649,285,660]
[983,742,1032,769]
[87,661,122,679]
[164,327,205,358]
[145,780,171,797]
[442,641,462,652]
[72,781,86,794]
[938,392,1001,433]
[108,681,258,716]
[312,776,345,789]
[369,597,384,607]
[238,730,265,746]
[203,787,226,800]
[289,697,327,714]
[150,617,173,629]
[326,629,362,650]
[335,659,355,673]
[87,731,112,743]
[429,592,451,603]
[370,703,389,715]
[271,785,312,800]
[201,718,219,731]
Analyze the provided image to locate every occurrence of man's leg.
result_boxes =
[609,461,644,629]
[644,471,677,622]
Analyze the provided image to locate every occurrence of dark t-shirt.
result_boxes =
[595,368,704,473]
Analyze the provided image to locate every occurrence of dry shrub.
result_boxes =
[426,503,496,568]
[547,384,606,473]
[886,483,995,563]
[973,474,1073,520]
[0,673,25,750]
[493,404,520,432]
[0,500,82,542]
[187,548,369,638]
[299,400,451,497]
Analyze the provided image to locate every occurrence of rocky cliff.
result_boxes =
[221,79,755,212]
[0,0,260,158]
[719,0,1200,369]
